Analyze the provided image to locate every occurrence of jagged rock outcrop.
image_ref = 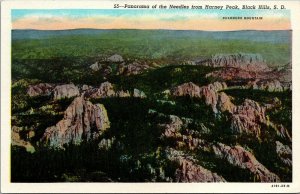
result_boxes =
[171,82,227,113]
[98,137,116,150]
[217,92,236,113]
[84,81,146,99]
[230,99,267,137]
[212,143,280,182]
[116,90,131,97]
[12,126,35,153]
[133,89,147,98]
[107,54,124,63]
[53,84,80,100]
[89,62,101,71]
[84,81,116,98]
[207,53,270,72]
[161,115,183,138]
[27,83,54,97]
[247,79,291,92]
[171,82,201,98]
[199,82,227,113]
[118,61,150,75]
[275,141,292,166]
[42,97,110,148]
[166,148,226,182]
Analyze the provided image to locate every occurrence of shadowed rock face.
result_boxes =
[166,148,226,182]
[27,83,54,97]
[212,143,280,182]
[42,97,110,148]
[53,84,80,100]
[276,141,292,167]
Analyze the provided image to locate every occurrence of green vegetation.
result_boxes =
[12,30,290,66]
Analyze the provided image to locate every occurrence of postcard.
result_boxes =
[1,0,300,193]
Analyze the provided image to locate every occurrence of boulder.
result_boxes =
[53,84,80,100]
[42,97,110,148]
[166,148,226,182]
[212,143,280,182]
[107,54,124,63]
[27,83,54,97]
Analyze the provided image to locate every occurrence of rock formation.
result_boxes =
[166,148,226,182]
[275,141,292,166]
[84,82,146,99]
[118,61,150,75]
[208,53,270,72]
[212,143,280,182]
[53,84,80,100]
[133,88,147,98]
[42,97,110,148]
[27,83,54,97]
[84,81,116,98]
[107,54,124,63]
[230,99,267,137]
[247,79,288,92]
[89,62,101,71]
[217,92,236,113]
[161,115,183,138]
[171,82,201,98]
[171,82,227,113]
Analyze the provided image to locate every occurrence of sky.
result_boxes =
[11,9,291,31]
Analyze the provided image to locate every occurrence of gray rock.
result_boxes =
[53,84,80,100]
[107,54,124,63]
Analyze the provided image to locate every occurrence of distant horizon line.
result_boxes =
[12,28,292,32]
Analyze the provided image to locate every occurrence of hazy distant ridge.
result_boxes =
[12,29,291,44]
